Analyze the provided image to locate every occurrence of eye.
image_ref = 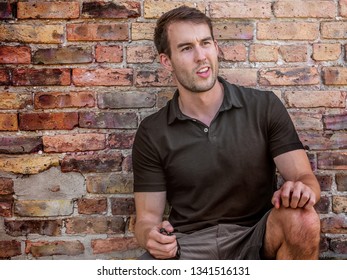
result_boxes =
[181,46,192,52]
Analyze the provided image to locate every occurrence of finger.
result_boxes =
[280,182,293,208]
[161,220,174,234]
[271,190,282,209]
[289,184,302,208]
[297,189,311,208]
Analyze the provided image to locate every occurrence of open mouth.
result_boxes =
[197,67,209,74]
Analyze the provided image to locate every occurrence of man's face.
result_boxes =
[161,21,219,94]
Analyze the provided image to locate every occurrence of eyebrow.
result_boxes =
[176,36,213,49]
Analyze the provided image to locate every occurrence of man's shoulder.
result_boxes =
[139,100,171,129]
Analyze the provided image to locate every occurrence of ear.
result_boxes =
[159,53,173,71]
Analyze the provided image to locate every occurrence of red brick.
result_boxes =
[0,196,13,217]
[298,131,347,150]
[0,2,16,19]
[333,196,347,214]
[108,132,135,149]
[79,111,138,129]
[323,67,347,85]
[318,152,347,170]
[132,22,155,40]
[273,0,335,18]
[210,1,272,18]
[26,240,84,257]
[73,68,133,86]
[214,22,254,40]
[0,240,21,258]
[61,152,123,173]
[330,238,347,254]
[0,92,32,110]
[15,199,73,217]
[218,44,247,62]
[289,112,323,131]
[285,91,346,108]
[249,44,279,62]
[4,219,62,236]
[33,47,93,65]
[98,91,156,109]
[0,177,13,195]
[86,173,133,194]
[122,155,133,172]
[315,174,333,191]
[82,1,140,18]
[111,197,135,215]
[0,46,31,64]
[67,23,129,41]
[0,69,10,86]
[312,43,341,61]
[135,69,174,87]
[0,136,43,154]
[43,133,105,153]
[279,45,308,62]
[314,196,330,214]
[19,112,78,131]
[95,45,123,63]
[321,22,347,39]
[219,68,258,87]
[341,0,347,17]
[13,68,71,86]
[91,237,139,254]
[257,22,319,40]
[321,215,347,234]
[259,67,320,86]
[323,112,347,130]
[144,1,204,18]
[77,198,107,214]
[17,1,79,19]
[34,91,95,109]
[65,216,125,234]
[127,44,156,63]
[336,173,347,191]
[0,114,18,131]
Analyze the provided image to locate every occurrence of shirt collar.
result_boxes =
[168,76,243,125]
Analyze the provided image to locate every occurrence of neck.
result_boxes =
[178,81,224,127]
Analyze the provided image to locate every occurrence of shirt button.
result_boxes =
[204,128,209,133]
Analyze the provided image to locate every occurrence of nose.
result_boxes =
[194,46,207,63]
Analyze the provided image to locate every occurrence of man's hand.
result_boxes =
[145,221,178,259]
[272,181,317,210]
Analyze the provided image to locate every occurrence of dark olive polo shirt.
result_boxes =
[133,77,303,233]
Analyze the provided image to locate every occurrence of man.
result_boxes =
[132,6,321,260]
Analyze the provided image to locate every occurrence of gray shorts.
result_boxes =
[139,211,270,260]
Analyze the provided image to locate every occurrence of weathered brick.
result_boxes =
[0,240,21,258]
[67,23,129,41]
[17,1,79,19]
[77,198,107,215]
[65,216,125,234]
[210,1,272,19]
[314,196,330,214]
[98,91,156,109]
[0,46,31,64]
[214,22,254,40]
[315,174,333,191]
[33,47,93,65]
[0,92,32,110]
[131,22,155,40]
[0,2,16,19]
[111,197,135,215]
[259,67,319,86]
[0,177,14,195]
[122,155,133,172]
[108,132,135,149]
[79,111,138,129]
[279,45,308,62]
[323,112,347,130]
[13,68,71,86]
[127,44,156,63]
[257,22,319,40]
[135,69,174,87]
[330,238,347,254]
[82,1,140,18]
[91,237,139,254]
[333,196,347,214]
[86,173,133,194]
[289,112,323,131]
[61,152,123,173]
[43,133,105,153]
[0,69,10,85]
[0,196,13,217]
[26,240,84,257]
[219,68,258,87]
[318,152,347,170]
[298,132,347,150]
[273,0,335,18]
[312,43,341,61]
[95,45,123,63]
[0,113,18,131]
[144,1,203,18]
[157,89,174,108]
[0,24,64,44]
[15,200,74,217]
[4,219,62,236]
[0,155,60,175]
[321,215,347,234]
[19,112,78,131]
[249,44,278,62]
[34,91,95,109]
[73,68,133,86]
[320,236,329,253]
[321,22,347,39]
[336,173,347,191]
[0,136,43,154]
[285,91,346,108]
[341,0,347,17]
[218,44,247,62]
[323,67,347,85]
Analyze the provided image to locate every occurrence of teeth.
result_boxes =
[197,67,209,73]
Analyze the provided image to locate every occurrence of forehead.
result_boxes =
[167,21,212,46]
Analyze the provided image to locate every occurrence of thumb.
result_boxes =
[161,220,174,233]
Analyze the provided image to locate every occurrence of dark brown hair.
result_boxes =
[154,6,214,57]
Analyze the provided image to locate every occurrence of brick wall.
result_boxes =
[0,0,346,260]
